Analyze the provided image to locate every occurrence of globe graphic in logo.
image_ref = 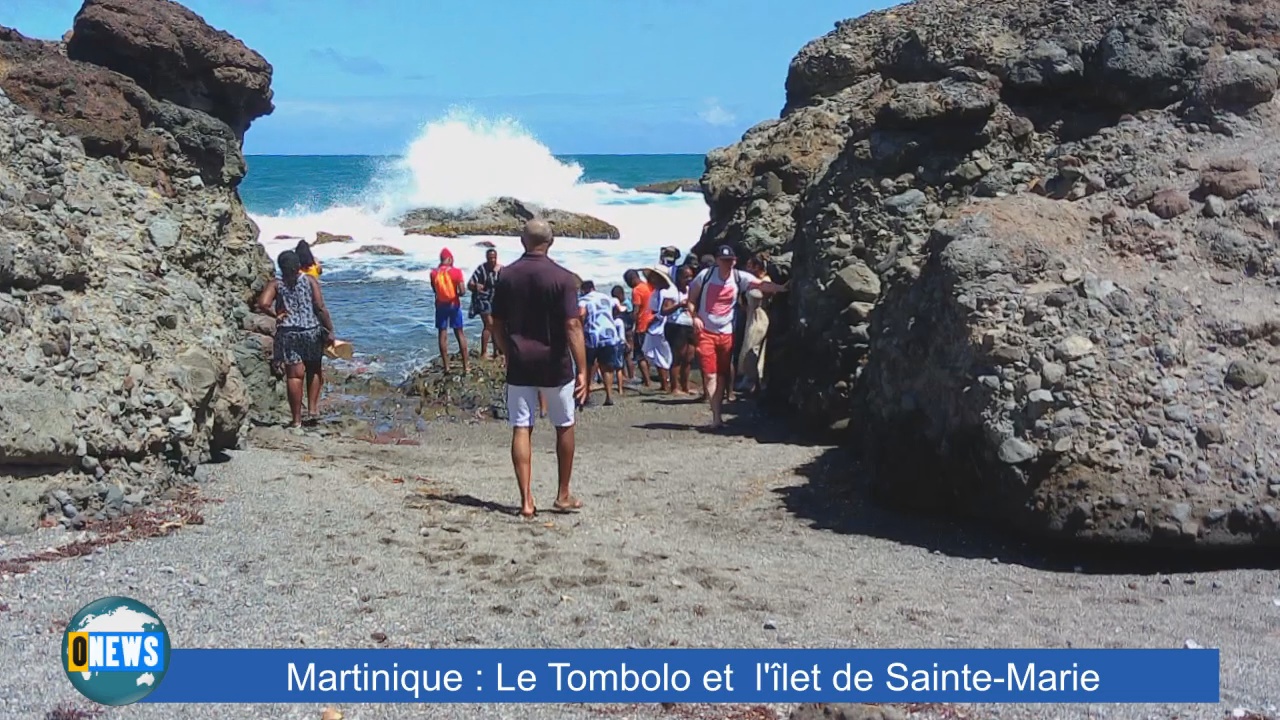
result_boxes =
[62,596,171,705]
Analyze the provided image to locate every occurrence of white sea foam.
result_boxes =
[252,111,707,288]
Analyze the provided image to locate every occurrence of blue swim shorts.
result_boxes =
[435,304,465,331]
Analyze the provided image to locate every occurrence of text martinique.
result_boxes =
[286,662,1101,698]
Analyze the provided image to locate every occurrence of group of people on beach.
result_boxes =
[484,220,786,516]
[255,223,786,515]
[255,239,505,427]
[427,237,785,427]
[608,246,781,419]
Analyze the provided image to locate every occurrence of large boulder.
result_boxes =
[0,387,78,467]
[0,28,151,159]
[704,0,1280,548]
[67,0,274,137]
[0,90,252,476]
[400,197,621,239]
[0,1,277,532]
[351,244,406,256]
[0,26,255,188]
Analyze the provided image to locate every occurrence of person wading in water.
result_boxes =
[490,220,588,518]
[468,248,502,359]
[430,248,470,374]
[257,250,336,428]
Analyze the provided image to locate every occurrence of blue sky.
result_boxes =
[1,0,889,155]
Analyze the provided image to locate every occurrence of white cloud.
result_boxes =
[698,98,736,126]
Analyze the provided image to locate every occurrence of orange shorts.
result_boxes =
[696,331,734,377]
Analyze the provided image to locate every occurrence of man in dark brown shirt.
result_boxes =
[490,219,588,518]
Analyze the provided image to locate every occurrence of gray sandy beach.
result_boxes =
[1,392,1276,720]
[4,0,1280,717]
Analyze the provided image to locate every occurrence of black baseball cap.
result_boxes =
[715,245,735,260]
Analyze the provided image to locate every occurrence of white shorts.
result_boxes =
[507,381,575,429]
[642,332,673,370]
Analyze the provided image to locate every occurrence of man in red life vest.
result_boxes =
[430,248,470,374]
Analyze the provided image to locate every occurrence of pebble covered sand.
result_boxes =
[1,393,1277,720]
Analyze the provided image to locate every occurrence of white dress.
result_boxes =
[642,288,674,370]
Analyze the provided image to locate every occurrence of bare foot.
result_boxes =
[553,496,583,512]
[519,505,537,519]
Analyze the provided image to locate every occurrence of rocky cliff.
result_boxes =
[702,0,1280,548]
[0,0,277,532]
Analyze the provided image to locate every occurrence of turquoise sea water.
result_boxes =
[240,152,709,379]
[240,154,706,215]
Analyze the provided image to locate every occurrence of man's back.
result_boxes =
[492,253,578,388]
[632,281,654,332]
[579,291,621,348]
[431,265,464,306]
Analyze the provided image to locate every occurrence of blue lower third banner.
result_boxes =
[142,649,1219,704]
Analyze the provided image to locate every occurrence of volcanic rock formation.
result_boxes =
[400,197,621,240]
[635,178,703,195]
[0,0,277,532]
[67,0,274,137]
[701,0,1280,547]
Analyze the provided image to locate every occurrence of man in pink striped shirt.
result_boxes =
[687,245,787,429]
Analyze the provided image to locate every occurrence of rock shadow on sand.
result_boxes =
[779,446,1280,575]
[634,403,833,446]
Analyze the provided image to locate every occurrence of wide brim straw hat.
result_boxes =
[644,267,672,290]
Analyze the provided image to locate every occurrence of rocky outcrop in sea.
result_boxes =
[400,196,621,239]
[635,178,703,195]
[703,0,1280,548]
[0,0,277,532]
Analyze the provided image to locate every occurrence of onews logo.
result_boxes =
[62,596,171,706]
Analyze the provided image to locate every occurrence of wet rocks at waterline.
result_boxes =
[399,196,621,239]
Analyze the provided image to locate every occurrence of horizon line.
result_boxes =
[244,152,709,159]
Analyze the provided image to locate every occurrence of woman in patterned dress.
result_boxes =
[256,250,336,428]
